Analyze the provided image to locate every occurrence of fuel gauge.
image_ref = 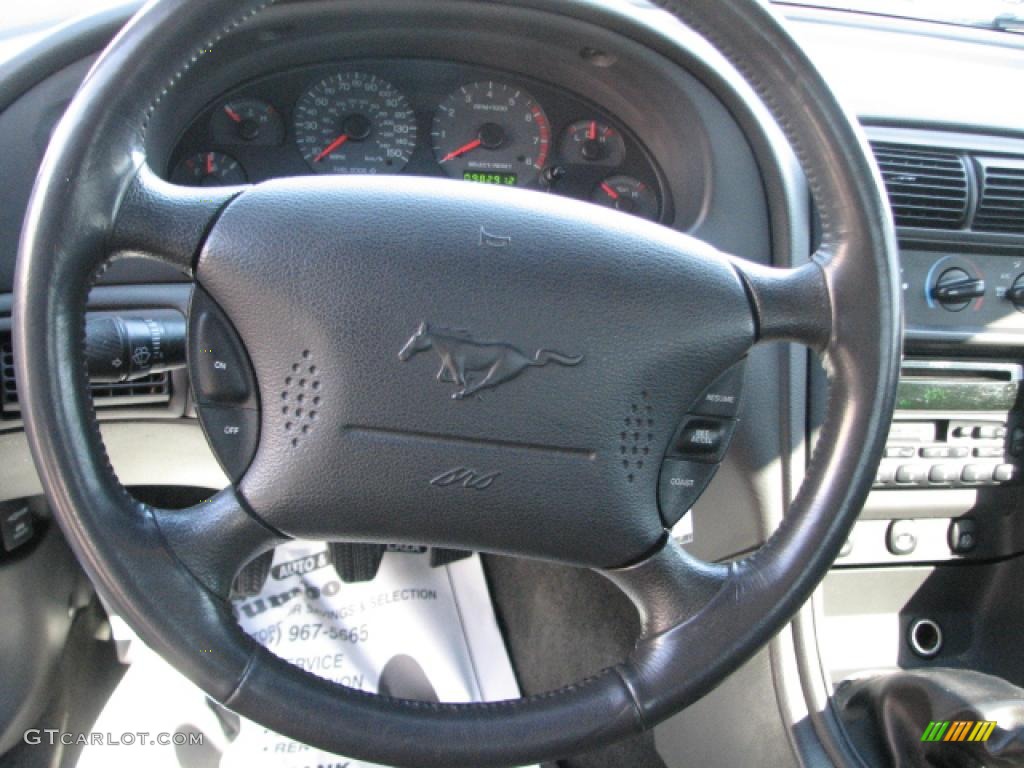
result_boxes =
[560,119,625,166]
[592,175,659,221]
[171,152,247,187]
[212,98,285,146]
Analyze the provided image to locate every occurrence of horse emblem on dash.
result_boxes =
[398,322,583,400]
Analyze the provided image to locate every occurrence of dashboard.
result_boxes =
[0,2,1022,767]
[170,60,669,222]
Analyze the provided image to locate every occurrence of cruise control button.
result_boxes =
[672,418,736,463]
[693,363,745,418]
[657,459,718,527]
[199,406,260,483]
[193,308,253,406]
[1,504,33,552]
[961,464,993,484]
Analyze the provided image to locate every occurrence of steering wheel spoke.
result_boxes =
[602,536,729,638]
[150,487,284,601]
[110,163,243,275]
[728,257,833,352]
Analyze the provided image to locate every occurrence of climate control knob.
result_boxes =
[1007,275,1024,311]
[932,267,985,311]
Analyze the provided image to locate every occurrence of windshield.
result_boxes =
[0,0,128,60]
[774,0,1024,29]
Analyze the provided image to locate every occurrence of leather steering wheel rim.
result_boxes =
[13,1,901,766]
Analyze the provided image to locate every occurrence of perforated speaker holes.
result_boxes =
[620,391,654,483]
[280,350,321,447]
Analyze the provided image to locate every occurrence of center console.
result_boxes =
[814,128,1024,732]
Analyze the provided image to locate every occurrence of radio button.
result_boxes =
[948,518,978,554]
[961,464,994,484]
[886,446,917,459]
[994,464,1017,483]
[928,465,956,485]
[895,465,925,485]
[974,446,1005,459]
[887,520,918,556]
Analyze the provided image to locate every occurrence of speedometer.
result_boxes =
[294,72,417,174]
[432,81,551,187]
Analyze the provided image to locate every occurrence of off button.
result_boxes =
[199,406,260,483]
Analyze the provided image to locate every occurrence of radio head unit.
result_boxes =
[876,361,1023,490]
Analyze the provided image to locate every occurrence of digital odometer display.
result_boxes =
[463,172,518,186]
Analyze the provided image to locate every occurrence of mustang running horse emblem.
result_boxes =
[398,322,583,400]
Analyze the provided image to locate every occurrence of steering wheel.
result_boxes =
[13,0,900,765]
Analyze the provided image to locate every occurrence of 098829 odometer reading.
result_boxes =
[432,81,551,187]
[294,72,417,174]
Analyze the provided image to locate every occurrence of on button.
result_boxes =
[190,289,258,409]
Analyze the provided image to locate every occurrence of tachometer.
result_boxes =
[294,72,417,174]
[432,81,551,187]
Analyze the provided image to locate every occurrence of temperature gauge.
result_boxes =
[592,175,659,221]
[171,152,247,187]
[213,98,285,146]
[560,120,625,166]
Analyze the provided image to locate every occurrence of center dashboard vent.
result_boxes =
[1,338,171,416]
[870,143,969,229]
[973,157,1024,234]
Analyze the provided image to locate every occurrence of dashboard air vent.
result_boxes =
[973,158,1024,234]
[1,339,171,416]
[870,143,969,229]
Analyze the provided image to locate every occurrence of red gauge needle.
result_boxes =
[600,182,620,200]
[224,106,242,123]
[440,138,482,163]
[588,121,598,140]
[314,133,350,163]
[205,153,215,175]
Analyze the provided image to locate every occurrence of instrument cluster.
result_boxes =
[169,59,669,222]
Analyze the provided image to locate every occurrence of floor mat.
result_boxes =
[77,543,532,768]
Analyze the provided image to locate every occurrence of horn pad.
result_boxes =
[196,176,755,567]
